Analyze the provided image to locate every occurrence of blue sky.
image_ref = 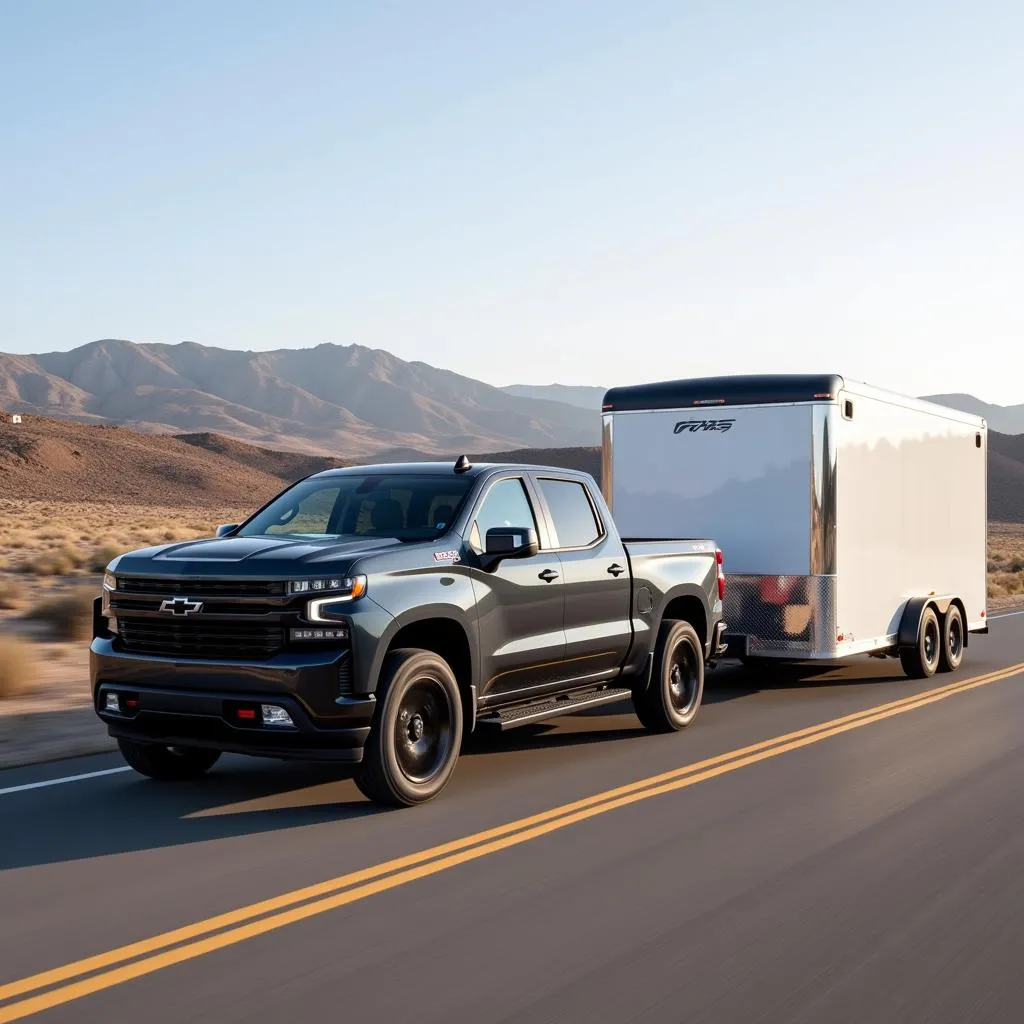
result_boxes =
[1,0,1021,402]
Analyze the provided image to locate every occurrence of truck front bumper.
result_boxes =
[91,640,375,763]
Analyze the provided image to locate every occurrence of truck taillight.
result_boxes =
[715,548,725,601]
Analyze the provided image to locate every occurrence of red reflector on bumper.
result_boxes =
[237,709,257,720]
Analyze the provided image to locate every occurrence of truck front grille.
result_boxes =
[118,577,287,598]
[118,620,285,660]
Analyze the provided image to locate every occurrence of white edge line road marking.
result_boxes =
[0,612,1020,798]
[0,766,132,797]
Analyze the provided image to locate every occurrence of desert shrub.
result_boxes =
[988,572,1024,598]
[0,636,39,698]
[88,543,124,573]
[21,551,74,576]
[26,589,95,641]
[0,579,26,610]
[20,545,88,576]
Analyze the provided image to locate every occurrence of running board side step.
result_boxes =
[476,687,633,731]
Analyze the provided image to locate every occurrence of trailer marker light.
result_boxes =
[104,693,120,712]
[261,705,295,728]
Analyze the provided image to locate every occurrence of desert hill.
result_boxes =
[1,413,1021,522]
[0,339,598,456]
[0,415,333,507]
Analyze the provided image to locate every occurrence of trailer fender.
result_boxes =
[898,596,966,649]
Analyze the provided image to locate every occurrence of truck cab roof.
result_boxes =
[310,460,596,483]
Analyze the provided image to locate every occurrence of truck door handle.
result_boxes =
[607,563,625,577]
[538,569,559,583]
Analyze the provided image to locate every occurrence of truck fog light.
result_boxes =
[105,693,120,712]
[261,704,295,728]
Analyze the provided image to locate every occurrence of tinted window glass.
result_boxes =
[539,479,601,548]
[240,474,472,541]
[470,478,537,553]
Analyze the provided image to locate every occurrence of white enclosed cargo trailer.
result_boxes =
[601,374,989,678]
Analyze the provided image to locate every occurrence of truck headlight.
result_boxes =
[301,576,367,623]
[289,575,367,597]
[101,573,116,617]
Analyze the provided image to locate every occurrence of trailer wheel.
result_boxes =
[117,740,221,780]
[632,619,704,732]
[938,605,965,673]
[354,648,463,807]
[899,605,941,679]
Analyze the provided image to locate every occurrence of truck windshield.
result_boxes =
[238,474,474,541]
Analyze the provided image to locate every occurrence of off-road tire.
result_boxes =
[354,648,463,807]
[632,619,705,732]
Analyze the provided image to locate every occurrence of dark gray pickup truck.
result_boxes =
[92,458,727,806]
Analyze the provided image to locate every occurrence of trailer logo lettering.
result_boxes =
[673,419,735,434]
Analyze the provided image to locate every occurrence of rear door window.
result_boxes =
[538,479,602,548]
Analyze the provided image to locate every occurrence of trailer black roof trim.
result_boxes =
[602,374,845,412]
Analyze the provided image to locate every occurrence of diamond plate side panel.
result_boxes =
[723,575,838,656]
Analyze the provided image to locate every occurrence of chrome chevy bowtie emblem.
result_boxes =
[159,596,204,616]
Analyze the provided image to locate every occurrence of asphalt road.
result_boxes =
[2,612,1023,1024]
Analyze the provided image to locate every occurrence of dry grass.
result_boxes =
[25,588,98,641]
[989,522,1024,598]
[0,635,39,699]
[0,499,248,576]
[0,578,26,610]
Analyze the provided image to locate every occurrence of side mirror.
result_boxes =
[483,526,539,567]
[215,524,240,538]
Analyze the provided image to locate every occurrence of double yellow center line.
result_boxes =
[1,661,1021,1022]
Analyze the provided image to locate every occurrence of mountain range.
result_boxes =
[0,341,1021,458]
[0,340,598,456]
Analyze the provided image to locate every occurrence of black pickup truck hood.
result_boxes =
[112,535,404,577]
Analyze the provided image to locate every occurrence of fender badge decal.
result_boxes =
[433,550,461,562]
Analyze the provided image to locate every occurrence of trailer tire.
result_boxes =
[117,739,221,780]
[354,649,463,808]
[899,605,941,679]
[938,604,965,673]
[633,619,704,732]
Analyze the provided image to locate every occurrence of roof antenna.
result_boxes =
[454,454,472,473]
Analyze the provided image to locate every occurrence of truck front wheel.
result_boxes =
[632,620,705,732]
[354,649,463,807]
[117,739,221,780]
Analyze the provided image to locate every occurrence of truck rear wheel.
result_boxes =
[632,619,704,732]
[117,739,221,780]
[899,605,941,679]
[939,605,965,673]
[354,648,463,807]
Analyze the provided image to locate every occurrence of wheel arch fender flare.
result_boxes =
[652,582,712,647]
[898,595,964,650]
[367,603,479,697]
